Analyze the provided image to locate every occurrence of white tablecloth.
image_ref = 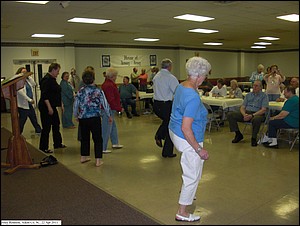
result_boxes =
[139,91,153,100]
[201,96,243,109]
[269,101,284,110]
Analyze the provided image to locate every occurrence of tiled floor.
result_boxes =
[1,110,299,225]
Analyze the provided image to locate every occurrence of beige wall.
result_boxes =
[1,45,299,85]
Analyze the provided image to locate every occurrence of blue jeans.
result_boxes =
[102,110,119,150]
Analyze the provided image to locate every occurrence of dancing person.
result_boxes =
[74,70,112,166]
[16,67,42,135]
[38,63,66,153]
[169,56,211,222]
[153,58,179,158]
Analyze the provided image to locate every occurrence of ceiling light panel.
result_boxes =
[259,37,280,41]
[251,46,266,49]
[276,14,299,22]
[174,14,215,22]
[31,34,64,38]
[254,42,272,45]
[16,1,49,4]
[134,38,159,42]
[189,28,219,34]
[203,42,223,46]
[68,17,111,24]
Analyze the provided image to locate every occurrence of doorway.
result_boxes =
[13,59,56,106]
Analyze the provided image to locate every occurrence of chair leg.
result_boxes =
[289,132,299,151]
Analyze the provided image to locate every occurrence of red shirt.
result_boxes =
[101,78,122,112]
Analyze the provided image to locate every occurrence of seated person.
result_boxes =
[249,64,264,84]
[226,79,244,114]
[206,78,227,124]
[262,85,299,148]
[290,77,299,97]
[228,79,243,99]
[118,76,140,118]
[227,80,269,147]
[198,77,213,95]
[207,78,227,97]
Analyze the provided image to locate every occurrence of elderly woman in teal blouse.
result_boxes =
[263,85,299,148]
[60,71,75,128]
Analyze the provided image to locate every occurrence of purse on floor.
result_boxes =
[40,155,58,167]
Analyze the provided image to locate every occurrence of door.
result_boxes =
[13,59,56,106]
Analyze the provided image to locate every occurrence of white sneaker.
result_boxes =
[258,134,271,144]
[112,144,123,149]
[103,150,112,154]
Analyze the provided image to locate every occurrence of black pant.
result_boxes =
[79,117,103,159]
[153,100,174,157]
[39,104,63,150]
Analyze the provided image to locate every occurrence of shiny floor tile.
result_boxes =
[1,111,299,225]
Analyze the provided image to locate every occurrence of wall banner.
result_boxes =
[110,55,148,67]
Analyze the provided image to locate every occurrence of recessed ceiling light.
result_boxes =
[134,38,159,42]
[68,17,111,24]
[31,34,64,38]
[16,1,49,4]
[174,14,215,22]
[277,14,299,22]
[189,28,219,34]
[254,42,272,45]
[251,46,266,49]
[259,37,280,41]
[203,42,223,46]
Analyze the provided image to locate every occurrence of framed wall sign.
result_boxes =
[102,55,110,67]
[150,55,157,66]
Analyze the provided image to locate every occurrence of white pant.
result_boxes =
[169,129,205,205]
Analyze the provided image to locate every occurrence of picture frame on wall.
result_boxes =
[102,55,110,67]
[150,55,157,66]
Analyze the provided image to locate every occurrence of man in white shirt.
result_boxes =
[209,78,227,97]
[153,58,179,158]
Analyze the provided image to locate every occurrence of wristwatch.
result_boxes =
[196,146,202,153]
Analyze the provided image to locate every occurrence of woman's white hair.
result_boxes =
[106,67,118,78]
[186,56,211,78]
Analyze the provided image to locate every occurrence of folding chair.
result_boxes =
[203,102,222,132]
[277,128,299,151]
[242,108,270,140]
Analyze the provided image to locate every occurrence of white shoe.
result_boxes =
[175,214,200,222]
[258,134,271,144]
[112,144,123,149]
[103,150,112,154]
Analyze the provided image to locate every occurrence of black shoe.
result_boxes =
[126,112,132,119]
[54,144,67,149]
[132,113,140,117]
[232,134,243,143]
[155,136,163,147]
[219,121,224,127]
[251,138,257,147]
[162,154,177,158]
[168,154,177,158]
